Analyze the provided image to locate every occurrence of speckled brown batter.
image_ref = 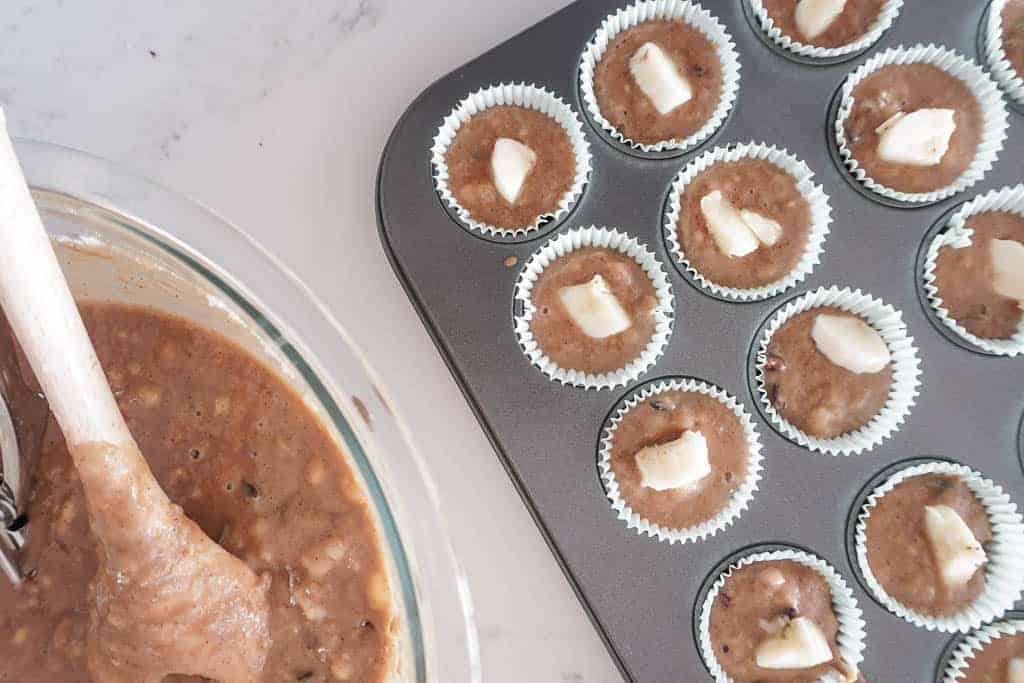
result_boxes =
[763,307,892,439]
[0,304,393,682]
[676,158,812,289]
[594,20,722,145]
[962,630,1024,683]
[865,474,992,617]
[761,0,885,47]
[708,560,853,683]
[843,64,983,194]
[607,390,747,529]
[934,211,1024,340]
[444,105,575,230]
[1003,0,1024,79]
[530,247,657,375]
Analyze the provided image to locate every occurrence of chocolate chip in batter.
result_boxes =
[649,396,678,412]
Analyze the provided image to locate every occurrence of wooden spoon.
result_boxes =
[0,111,271,683]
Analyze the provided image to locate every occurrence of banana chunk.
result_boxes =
[795,0,847,40]
[491,137,537,205]
[1008,658,1024,683]
[755,617,833,670]
[990,238,1024,303]
[558,274,632,339]
[875,108,956,167]
[740,209,784,247]
[923,504,988,588]
[629,42,692,115]
[810,314,891,374]
[701,191,760,257]
[634,430,710,491]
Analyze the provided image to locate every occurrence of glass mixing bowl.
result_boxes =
[12,138,481,682]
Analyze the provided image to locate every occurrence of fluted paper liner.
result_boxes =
[514,226,674,390]
[664,141,832,301]
[942,618,1024,681]
[698,548,867,683]
[431,82,592,238]
[748,0,902,60]
[854,461,1024,632]
[984,0,1024,107]
[579,0,741,153]
[834,44,1008,203]
[598,378,763,543]
[754,286,921,455]
[922,184,1024,356]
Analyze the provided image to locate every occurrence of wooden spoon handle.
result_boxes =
[0,110,132,449]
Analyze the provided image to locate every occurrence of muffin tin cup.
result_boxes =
[578,0,741,155]
[697,547,867,683]
[921,184,1024,357]
[746,0,903,62]
[983,0,1024,108]
[597,377,763,544]
[663,141,832,301]
[753,286,922,456]
[941,617,1024,681]
[513,226,674,390]
[854,460,1024,633]
[430,82,592,240]
[833,43,1009,204]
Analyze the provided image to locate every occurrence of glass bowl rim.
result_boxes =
[13,137,481,682]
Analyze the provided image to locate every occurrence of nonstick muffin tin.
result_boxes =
[375,0,1024,680]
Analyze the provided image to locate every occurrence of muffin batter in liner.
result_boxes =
[748,0,902,60]
[984,0,1024,108]
[854,461,1024,632]
[598,377,763,544]
[514,226,674,390]
[754,286,921,455]
[942,618,1024,681]
[923,184,1024,356]
[579,0,740,154]
[432,82,591,238]
[834,44,1007,203]
[663,141,831,301]
[698,547,867,683]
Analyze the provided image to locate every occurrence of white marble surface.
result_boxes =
[2,1,620,681]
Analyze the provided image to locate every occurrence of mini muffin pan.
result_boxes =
[376,0,1024,680]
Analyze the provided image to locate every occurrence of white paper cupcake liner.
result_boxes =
[923,184,1024,356]
[597,378,763,543]
[854,461,1024,633]
[431,82,592,238]
[514,226,674,390]
[579,0,741,154]
[984,0,1024,107]
[698,548,867,683]
[748,0,902,60]
[663,141,832,301]
[754,286,921,456]
[834,44,1009,203]
[942,618,1024,681]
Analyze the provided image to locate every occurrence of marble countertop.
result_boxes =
[2,0,619,681]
